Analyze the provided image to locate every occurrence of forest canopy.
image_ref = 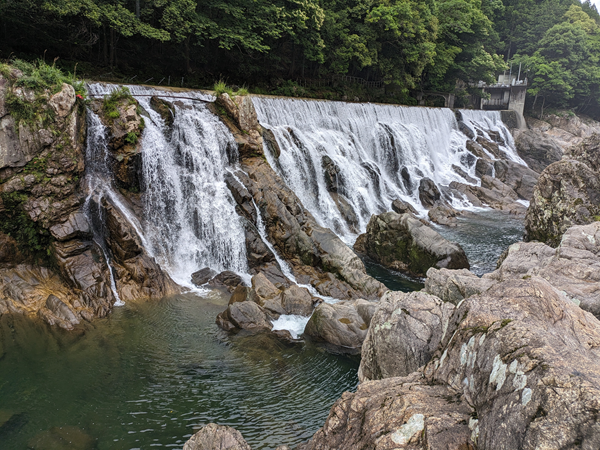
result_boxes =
[0,0,599,115]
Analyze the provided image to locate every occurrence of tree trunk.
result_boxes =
[541,95,546,119]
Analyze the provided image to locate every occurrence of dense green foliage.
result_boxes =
[0,0,598,115]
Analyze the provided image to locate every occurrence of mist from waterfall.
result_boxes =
[252,97,523,242]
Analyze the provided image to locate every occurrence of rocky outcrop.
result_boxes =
[449,180,527,215]
[391,199,417,215]
[304,299,377,352]
[493,159,539,200]
[183,423,251,450]
[525,134,600,246]
[424,267,495,304]
[422,277,600,449]
[300,372,475,450]
[358,291,455,381]
[92,90,144,192]
[355,211,469,276]
[228,160,385,300]
[418,177,441,208]
[306,276,600,450]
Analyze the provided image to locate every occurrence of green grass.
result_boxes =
[102,86,135,123]
[213,80,249,97]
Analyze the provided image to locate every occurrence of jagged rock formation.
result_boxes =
[213,93,386,301]
[525,133,600,246]
[355,211,469,276]
[426,221,600,317]
[302,276,600,450]
[0,73,178,329]
[183,424,251,450]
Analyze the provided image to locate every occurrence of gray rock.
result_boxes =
[423,277,600,449]
[45,294,80,326]
[281,284,314,316]
[418,177,441,208]
[451,164,477,184]
[515,128,563,173]
[220,300,272,332]
[48,83,76,118]
[428,202,459,227]
[49,211,91,241]
[208,271,244,292]
[0,75,8,118]
[493,159,539,200]
[491,222,600,317]
[475,158,494,178]
[183,423,251,450]
[525,159,600,246]
[425,267,496,304]
[358,211,469,276]
[303,372,474,450]
[304,300,371,351]
[391,199,418,215]
[359,291,455,381]
[191,268,218,286]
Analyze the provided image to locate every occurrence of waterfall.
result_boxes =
[459,109,525,165]
[85,83,248,289]
[82,110,124,305]
[252,97,523,242]
[134,94,248,287]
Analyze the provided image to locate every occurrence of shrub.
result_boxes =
[102,86,135,123]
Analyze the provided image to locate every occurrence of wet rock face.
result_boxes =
[391,199,417,216]
[227,161,385,301]
[418,177,441,208]
[358,291,455,381]
[301,372,475,450]
[93,95,144,192]
[183,423,251,450]
[357,211,469,276]
[525,135,600,246]
[423,277,600,450]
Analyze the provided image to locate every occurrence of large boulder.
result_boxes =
[514,129,563,173]
[304,299,377,352]
[358,291,455,382]
[183,423,251,450]
[301,372,475,450]
[525,143,600,247]
[490,222,600,316]
[357,211,469,276]
[423,277,600,449]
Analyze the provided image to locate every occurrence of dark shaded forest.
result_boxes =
[1,0,599,115]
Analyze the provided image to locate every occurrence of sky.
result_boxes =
[590,0,600,10]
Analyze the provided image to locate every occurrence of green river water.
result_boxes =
[0,290,358,450]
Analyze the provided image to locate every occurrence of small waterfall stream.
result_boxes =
[252,97,523,242]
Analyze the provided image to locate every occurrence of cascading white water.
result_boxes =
[459,109,526,165]
[83,110,124,305]
[85,83,248,289]
[134,95,248,287]
[252,97,524,242]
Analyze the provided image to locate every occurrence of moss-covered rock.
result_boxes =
[525,134,600,247]
[357,211,469,277]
